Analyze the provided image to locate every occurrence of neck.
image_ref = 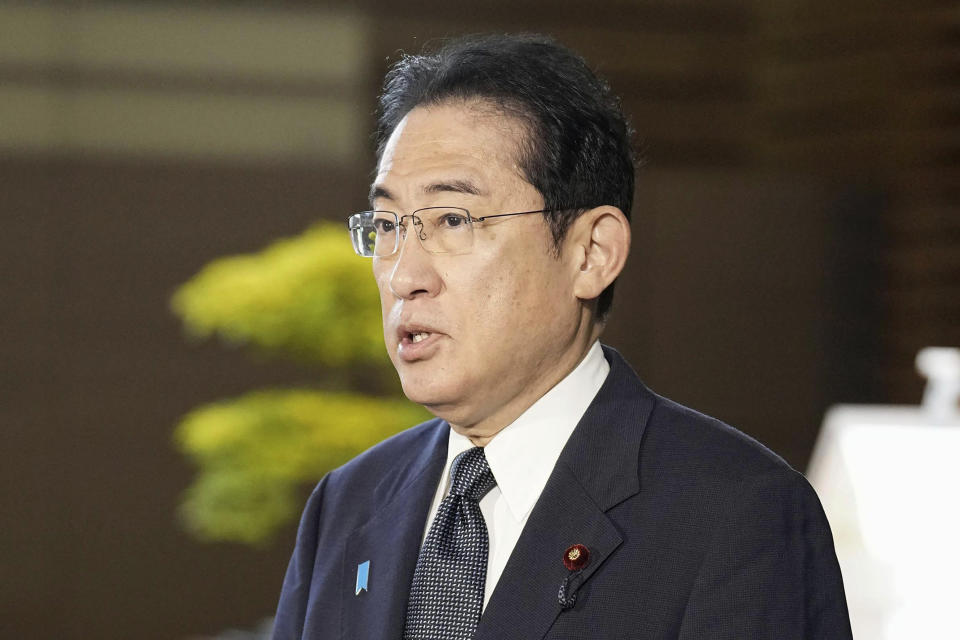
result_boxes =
[450,323,603,447]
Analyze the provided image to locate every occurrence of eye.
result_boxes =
[437,211,469,228]
[372,218,395,233]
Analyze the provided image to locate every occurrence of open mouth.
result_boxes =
[397,328,440,359]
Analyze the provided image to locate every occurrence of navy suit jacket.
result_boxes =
[273,347,852,639]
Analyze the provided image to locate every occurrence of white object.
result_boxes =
[916,346,960,419]
[807,347,960,640]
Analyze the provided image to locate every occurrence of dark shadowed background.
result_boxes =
[2,1,957,637]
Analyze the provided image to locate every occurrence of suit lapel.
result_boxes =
[476,346,656,640]
[475,464,623,640]
[341,422,448,640]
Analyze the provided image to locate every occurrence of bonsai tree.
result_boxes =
[172,223,428,545]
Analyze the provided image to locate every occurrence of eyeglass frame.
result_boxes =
[346,206,562,258]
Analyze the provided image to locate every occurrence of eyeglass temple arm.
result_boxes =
[473,208,553,222]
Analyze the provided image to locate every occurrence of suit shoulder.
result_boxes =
[645,393,797,481]
[323,416,446,490]
[342,416,444,465]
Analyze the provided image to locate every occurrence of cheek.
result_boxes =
[477,260,562,330]
[373,263,391,298]
[373,271,396,332]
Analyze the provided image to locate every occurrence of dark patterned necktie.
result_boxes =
[403,446,497,640]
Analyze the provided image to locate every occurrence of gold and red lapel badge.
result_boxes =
[563,544,590,571]
[559,544,591,609]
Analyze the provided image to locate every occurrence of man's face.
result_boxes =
[371,102,587,435]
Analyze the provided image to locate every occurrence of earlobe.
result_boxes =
[571,206,631,302]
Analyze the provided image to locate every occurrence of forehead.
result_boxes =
[373,102,529,203]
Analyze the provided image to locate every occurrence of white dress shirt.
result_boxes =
[421,340,610,608]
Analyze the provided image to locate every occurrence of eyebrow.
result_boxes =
[368,179,484,208]
[424,179,483,197]
[369,185,392,207]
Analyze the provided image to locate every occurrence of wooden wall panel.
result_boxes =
[3,1,957,637]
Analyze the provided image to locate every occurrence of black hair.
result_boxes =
[375,33,635,319]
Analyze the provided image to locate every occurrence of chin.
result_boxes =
[399,374,445,406]
[399,377,466,420]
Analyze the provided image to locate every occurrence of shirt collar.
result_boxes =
[445,340,610,521]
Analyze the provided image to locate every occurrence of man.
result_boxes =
[273,34,851,639]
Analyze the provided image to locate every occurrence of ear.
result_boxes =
[566,206,631,304]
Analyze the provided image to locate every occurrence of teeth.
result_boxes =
[411,332,430,343]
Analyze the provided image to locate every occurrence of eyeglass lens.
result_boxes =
[353,208,473,257]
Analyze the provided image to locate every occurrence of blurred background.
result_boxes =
[2,1,957,638]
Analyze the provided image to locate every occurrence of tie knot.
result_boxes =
[449,447,496,502]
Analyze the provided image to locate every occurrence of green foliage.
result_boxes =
[172,223,386,368]
[172,223,429,545]
[175,389,429,545]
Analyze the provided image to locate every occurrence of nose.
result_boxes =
[385,220,443,299]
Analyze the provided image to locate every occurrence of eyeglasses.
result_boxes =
[347,207,552,258]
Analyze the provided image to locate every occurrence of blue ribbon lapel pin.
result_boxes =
[355,560,370,595]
